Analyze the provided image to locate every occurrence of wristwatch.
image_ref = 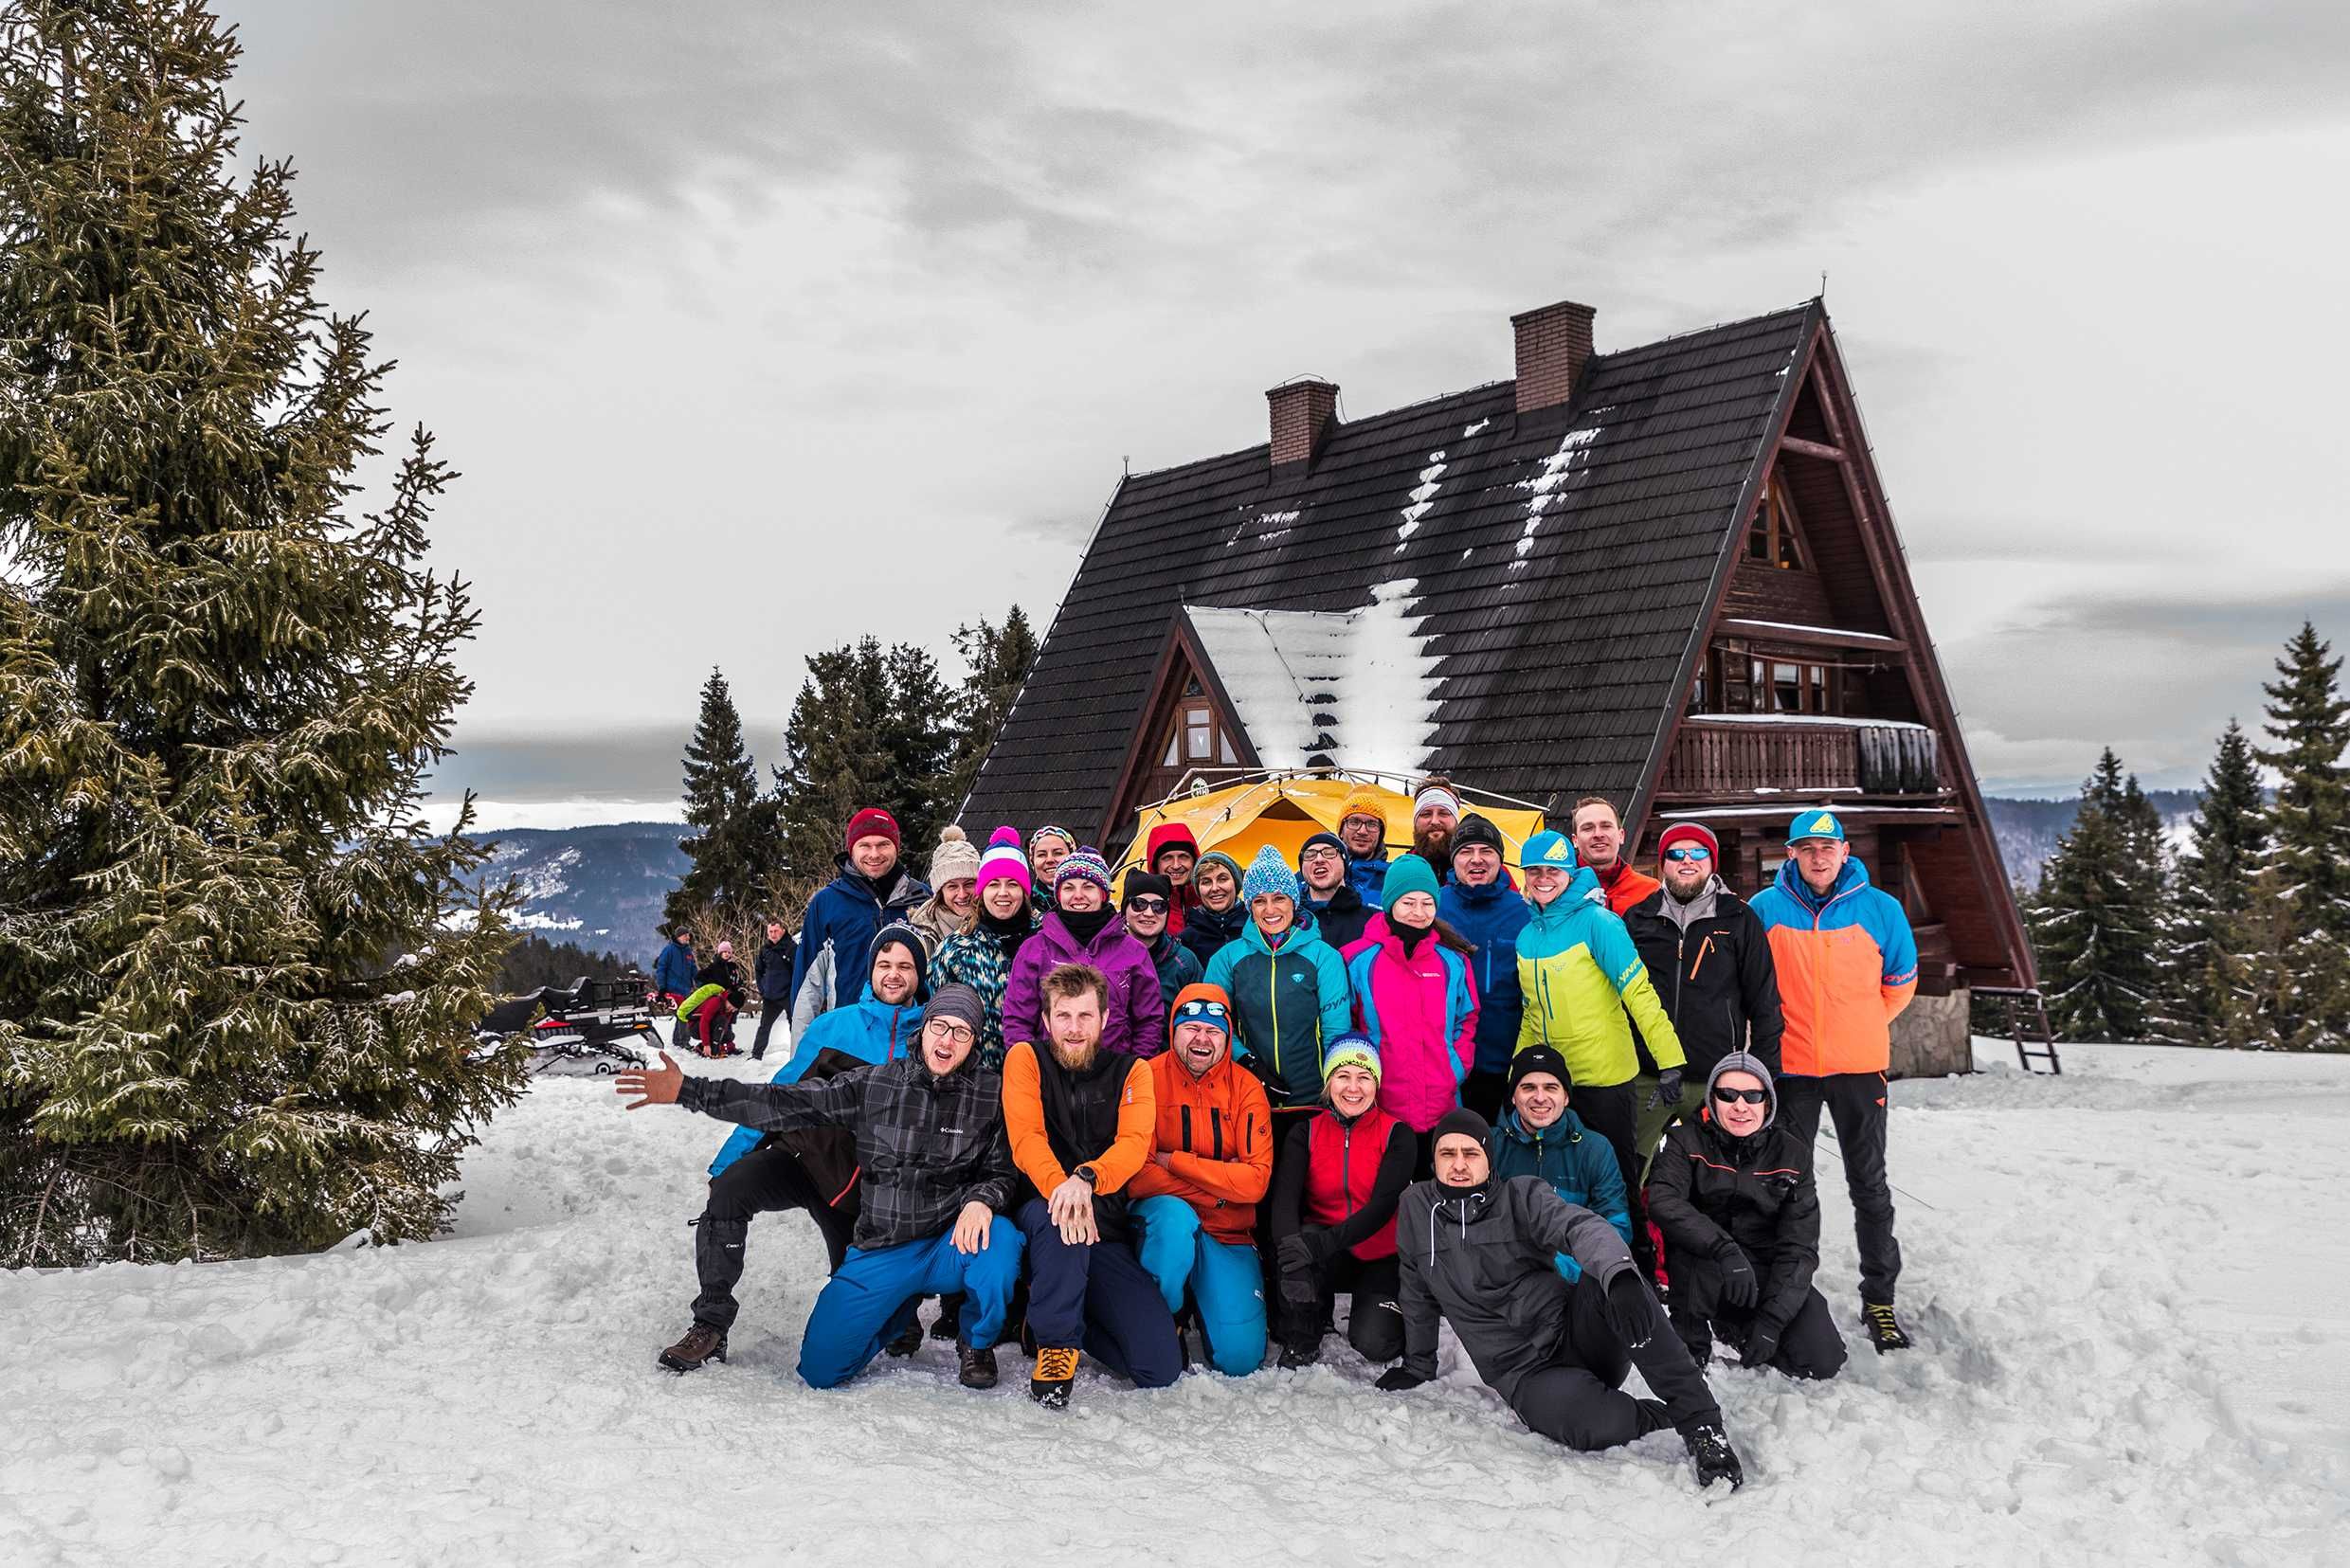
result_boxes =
[1075,1164,1099,1188]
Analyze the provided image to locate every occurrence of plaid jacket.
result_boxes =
[679,1055,1014,1252]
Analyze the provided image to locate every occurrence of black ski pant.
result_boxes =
[690,1143,856,1333]
[1776,1072,1901,1304]
[1276,1253,1404,1362]
[1509,1273,1720,1451]
[1666,1253,1848,1380]
[1574,1081,1657,1283]
[750,1002,786,1059]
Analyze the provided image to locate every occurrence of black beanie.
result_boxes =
[1505,1044,1573,1099]
[1122,869,1174,907]
[1452,814,1505,860]
[869,921,930,1000]
[1432,1107,1491,1148]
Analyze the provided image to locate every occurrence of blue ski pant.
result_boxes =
[795,1218,1022,1389]
[1132,1195,1267,1377]
[1016,1198,1183,1390]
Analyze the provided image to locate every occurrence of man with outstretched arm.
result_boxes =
[1382,1108,1744,1490]
[617,983,1022,1391]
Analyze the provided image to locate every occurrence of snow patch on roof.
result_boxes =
[1184,580,1442,773]
[1229,507,1302,549]
[1686,713,1929,731]
[1394,450,1447,550]
[1515,424,1601,559]
[1462,418,1491,437]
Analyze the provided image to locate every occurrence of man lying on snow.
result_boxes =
[1382,1108,1745,1491]
[617,983,1022,1392]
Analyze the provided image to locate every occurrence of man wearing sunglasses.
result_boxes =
[1122,869,1202,1009]
[1646,1053,1846,1381]
[1622,823,1785,1183]
[617,983,1023,1392]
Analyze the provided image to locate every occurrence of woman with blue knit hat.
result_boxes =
[1266,1035,1417,1368]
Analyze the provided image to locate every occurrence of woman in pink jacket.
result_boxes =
[1341,854,1478,1151]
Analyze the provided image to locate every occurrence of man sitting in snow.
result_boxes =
[1383,1109,1744,1490]
[619,983,1022,1391]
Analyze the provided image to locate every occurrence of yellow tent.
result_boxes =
[1113,772,1548,881]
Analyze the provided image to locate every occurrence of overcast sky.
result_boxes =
[215,0,2350,820]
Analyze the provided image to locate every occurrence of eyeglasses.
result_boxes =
[1712,1087,1768,1105]
[1663,846,1711,862]
[925,1020,976,1046]
[1125,897,1167,914]
[1299,847,1343,864]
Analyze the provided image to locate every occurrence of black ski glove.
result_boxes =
[1375,1367,1428,1393]
[1279,1271,1319,1308]
[1713,1240,1757,1307]
[1275,1235,1316,1277]
[1741,1319,1782,1369]
[1646,1067,1685,1110]
[1603,1270,1655,1349]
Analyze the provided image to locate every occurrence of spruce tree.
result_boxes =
[666,667,770,932]
[773,640,897,908]
[943,605,1039,820]
[2252,623,2350,1050]
[2028,749,2164,1040]
[2153,721,2269,1045]
[0,1,523,1265]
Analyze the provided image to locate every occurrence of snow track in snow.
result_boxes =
[3,1045,2343,1566]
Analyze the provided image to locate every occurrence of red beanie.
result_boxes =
[1656,822,1720,861]
[844,807,901,853]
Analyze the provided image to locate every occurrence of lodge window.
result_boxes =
[1746,473,1806,571]
[1697,640,1841,716]
[1159,681,1238,769]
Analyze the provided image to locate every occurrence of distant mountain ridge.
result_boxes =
[470,793,2208,954]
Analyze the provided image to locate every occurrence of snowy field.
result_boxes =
[5,1041,2345,1568]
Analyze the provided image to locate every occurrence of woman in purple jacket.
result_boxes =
[998,845,1167,1061]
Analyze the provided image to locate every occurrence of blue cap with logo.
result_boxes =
[1787,808,1847,844]
[1522,829,1579,869]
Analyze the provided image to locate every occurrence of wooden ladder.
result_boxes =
[2001,990,2061,1074]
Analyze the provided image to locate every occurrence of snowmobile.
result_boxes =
[479,974,662,1077]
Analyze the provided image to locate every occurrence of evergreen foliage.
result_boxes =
[2028,749,2166,1040]
[2152,722,2269,1044]
[0,1,524,1265]
[2247,624,2350,1050]
[943,606,1039,820]
[665,667,772,934]
[497,935,633,995]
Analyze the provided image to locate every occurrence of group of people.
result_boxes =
[615,784,1924,1491]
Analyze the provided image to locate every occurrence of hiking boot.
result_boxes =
[1030,1346,1081,1408]
[884,1315,925,1358]
[958,1343,998,1390]
[1682,1423,1744,1489]
[1860,1300,1913,1353]
[658,1322,728,1373]
[1276,1339,1320,1370]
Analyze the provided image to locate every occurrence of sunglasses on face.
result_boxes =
[1664,846,1711,862]
[1125,897,1167,914]
[1712,1087,1768,1105]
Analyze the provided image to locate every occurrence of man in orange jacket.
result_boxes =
[1130,983,1274,1376]
[1003,961,1180,1407]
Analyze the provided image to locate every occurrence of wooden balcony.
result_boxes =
[1656,718,1946,802]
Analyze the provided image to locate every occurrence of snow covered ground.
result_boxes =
[5,1041,2344,1567]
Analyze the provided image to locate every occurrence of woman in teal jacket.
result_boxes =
[1203,845,1353,1114]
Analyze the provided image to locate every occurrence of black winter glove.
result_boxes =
[1603,1270,1655,1350]
[1279,1271,1319,1309]
[1741,1320,1782,1369]
[1713,1240,1758,1307]
[1646,1067,1685,1110]
[1375,1367,1429,1393]
[1275,1235,1316,1277]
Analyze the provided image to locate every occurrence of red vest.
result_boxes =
[1306,1107,1401,1261]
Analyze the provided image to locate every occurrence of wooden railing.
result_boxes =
[1657,720,1944,800]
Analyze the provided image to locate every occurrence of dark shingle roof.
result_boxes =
[962,301,1819,837]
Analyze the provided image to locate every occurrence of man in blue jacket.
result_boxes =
[1483,1045,1630,1277]
[790,806,930,1037]
[750,918,797,1060]
[1438,814,1528,1121]
[683,927,931,1353]
[652,927,696,1006]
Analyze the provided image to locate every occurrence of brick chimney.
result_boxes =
[1266,377,1338,469]
[1511,299,1597,415]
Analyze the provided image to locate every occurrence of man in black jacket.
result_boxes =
[750,919,797,1060]
[1624,822,1784,1173]
[1297,832,1374,950]
[1646,1053,1847,1380]
[1383,1109,1744,1489]
[617,983,1021,1391]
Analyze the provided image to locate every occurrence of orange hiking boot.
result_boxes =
[1029,1345,1081,1408]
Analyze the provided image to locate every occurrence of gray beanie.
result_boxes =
[922,982,986,1038]
[1706,1052,1777,1130]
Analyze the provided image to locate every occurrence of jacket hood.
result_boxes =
[1773,854,1871,909]
[1146,822,1202,864]
[1705,1050,1777,1131]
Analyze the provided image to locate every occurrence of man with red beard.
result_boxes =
[1409,778,1463,878]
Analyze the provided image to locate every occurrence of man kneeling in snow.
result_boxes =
[1383,1109,1745,1490]
[617,983,1022,1392]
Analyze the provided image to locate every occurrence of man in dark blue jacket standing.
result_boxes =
[750,918,797,1060]
[790,806,929,1037]
[651,927,696,1006]
[1438,814,1529,1121]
